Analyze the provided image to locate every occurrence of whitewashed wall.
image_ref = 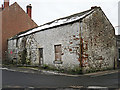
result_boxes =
[34,22,80,69]
[8,22,81,69]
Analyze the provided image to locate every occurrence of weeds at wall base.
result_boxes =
[2,61,117,75]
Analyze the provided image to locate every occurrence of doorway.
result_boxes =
[39,48,43,66]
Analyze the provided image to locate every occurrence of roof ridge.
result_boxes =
[41,8,93,26]
[9,7,101,39]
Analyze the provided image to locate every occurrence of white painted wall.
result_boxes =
[34,22,80,68]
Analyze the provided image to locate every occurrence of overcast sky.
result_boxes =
[0,0,119,34]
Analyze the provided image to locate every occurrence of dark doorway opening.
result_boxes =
[39,48,43,66]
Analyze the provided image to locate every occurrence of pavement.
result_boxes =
[3,66,119,77]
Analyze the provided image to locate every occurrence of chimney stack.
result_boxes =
[2,4,4,9]
[91,6,99,9]
[27,4,32,18]
[4,0,9,8]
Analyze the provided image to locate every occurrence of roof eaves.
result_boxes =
[8,7,99,40]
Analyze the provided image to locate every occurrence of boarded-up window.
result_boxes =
[54,45,62,61]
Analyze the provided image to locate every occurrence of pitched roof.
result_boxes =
[2,2,38,37]
[3,2,37,26]
[9,6,100,40]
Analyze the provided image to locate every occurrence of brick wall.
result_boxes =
[2,2,37,60]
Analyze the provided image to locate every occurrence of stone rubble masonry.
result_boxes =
[7,7,117,73]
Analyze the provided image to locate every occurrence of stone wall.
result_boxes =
[116,35,120,68]
[8,22,81,69]
[81,8,117,72]
[8,8,116,73]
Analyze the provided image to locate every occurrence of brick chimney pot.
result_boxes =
[27,4,32,18]
[4,0,9,8]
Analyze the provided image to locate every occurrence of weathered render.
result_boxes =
[116,35,120,68]
[7,7,117,73]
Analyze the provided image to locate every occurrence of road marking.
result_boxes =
[4,85,23,88]
[28,87,35,89]
[4,68,17,72]
[69,85,83,88]
[88,86,108,89]
[0,68,8,70]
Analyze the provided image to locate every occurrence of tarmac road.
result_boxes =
[1,68,120,89]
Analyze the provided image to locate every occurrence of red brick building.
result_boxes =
[0,0,38,61]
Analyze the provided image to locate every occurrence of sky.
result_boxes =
[0,0,119,34]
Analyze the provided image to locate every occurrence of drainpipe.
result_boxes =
[79,20,83,73]
[116,36,118,69]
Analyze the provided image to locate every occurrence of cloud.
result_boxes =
[0,0,119,34]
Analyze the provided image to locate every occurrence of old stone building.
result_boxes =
[0,0,38,61]
[7,6,117,73]
[116,35,120,68]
